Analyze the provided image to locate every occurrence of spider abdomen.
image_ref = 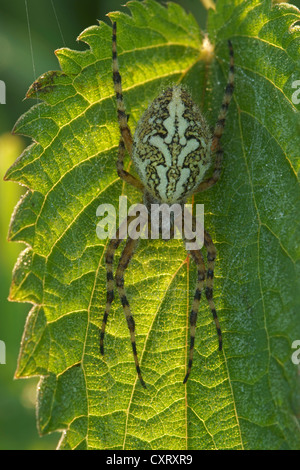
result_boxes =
[132,86,212,203]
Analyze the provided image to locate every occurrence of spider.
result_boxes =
[99,22,234,388]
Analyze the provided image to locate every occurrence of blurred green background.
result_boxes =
[0,0,299,451]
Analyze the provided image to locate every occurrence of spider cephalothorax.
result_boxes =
[100,22,234,388]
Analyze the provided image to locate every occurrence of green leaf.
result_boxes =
[6,0,300,450]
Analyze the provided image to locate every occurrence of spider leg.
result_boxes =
[112,23,144,191]
[100,237,124,356]
[204,229,222,350]
[183,248,206,384]
[116,137,144,191]
[196,40,234,193]
[100,214,136,354]
[112,21,133,155]
[115,236,146,388]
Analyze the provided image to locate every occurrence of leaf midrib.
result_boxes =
[122,257,188,449]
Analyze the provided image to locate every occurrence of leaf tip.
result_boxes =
[200,34,215,63]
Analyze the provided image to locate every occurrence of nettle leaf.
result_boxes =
[5,0,300,450]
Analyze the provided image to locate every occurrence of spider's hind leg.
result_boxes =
[112,21,133,154]
[196,40,234,193]
[112,23,144,192]
[116,137,144,191]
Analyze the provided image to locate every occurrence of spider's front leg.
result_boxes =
[115,236,146,388]
[204,229,222,350]
[100,214,136,354]
[183,248,206,384]
[100,237,123,355]
[100,219,146,388]
[183,222,222,384]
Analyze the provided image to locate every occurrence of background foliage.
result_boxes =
[1,0,300,450]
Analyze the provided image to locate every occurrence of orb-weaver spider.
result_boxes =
[100,21,234,388]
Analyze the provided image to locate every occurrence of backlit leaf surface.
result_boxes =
[6,0,300,450]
